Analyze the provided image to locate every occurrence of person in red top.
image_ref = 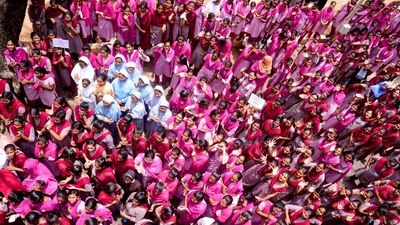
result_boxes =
[108,148,136,182]
[151,3,167,45]
[27,108,49,133]
[125,128,147,156]
[73,101,95,130]
[355,156,397,186]
[263,97,285,120]
[4,144,28,178]
[117,114,136,143]
[135,2,152,49]
[148,130,171,156]
[93,157,117,190]
[0,92,26,127]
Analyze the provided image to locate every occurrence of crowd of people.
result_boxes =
[0,0,400,224]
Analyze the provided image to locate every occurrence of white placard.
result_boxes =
[248,93,265,110]
[53,38,69,49]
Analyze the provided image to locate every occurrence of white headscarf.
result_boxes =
[71,56,95,84]
[139,76,151,85]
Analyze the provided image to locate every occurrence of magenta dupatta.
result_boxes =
[139,154,162,178]
[147,182,170,205]
[18,68,34,81]
[187,190,207,217]
[222,172,243,195]
[70,1,92,26]
[34,140,57,160]
[202,172,222,196]
[183,174,204,191]
[9,198,32,216]
[203,53,223,71]
[3,47,28,64]
[23,158,54,178]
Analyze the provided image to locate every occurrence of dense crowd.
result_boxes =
[0,0,400,224]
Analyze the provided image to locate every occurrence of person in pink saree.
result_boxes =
[134,150,163,186]
[177,190,207,223]
[95,0,116,42]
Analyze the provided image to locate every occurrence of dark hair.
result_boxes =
[95,157,107,168]
[209,109,220,119]
[54,110,66,120]
[144,150,156,159]
[8,191,25,203]
[20,60,31,68]
[30,32,42,40]
[84,217,99,225]
[25,211,40,224]
[113,40,122,48]
[182,129,192,138]
[82,45,91,52]
[85,198,98,210]
[118,149,129,160]
[30,107,40,116]
[106,182,117,194]
[4,144,16,152]
[169,168,179,178]
[193,191,204,201]
[46,212,61,225]
[13,116,24,124]
[198,139,209,150]
[57,190,68,201]
[29,191,45,203]
[192,172,203,181]
[160,206,175,221]
[179,54,188,68]
[2,92,13,101]
[86,138,96,146]
[100,45,111,53]
[62,147,76,159]
[92,120,105,130]
[223,195,233,205]
[241,210,252,221]
[80,101,90,110]
[97,74,108,82]
[123,114,133,123]
[155,182,165,192]
[72,121,85,131]
[134,191,147,205]
[37,135,48,143]
[211,171,221,180]
[71,164,83,175]
[171,147,182,155]
[68,189,80,197]
[180,90,190,98]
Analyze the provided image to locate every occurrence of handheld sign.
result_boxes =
[53,38,69,49]
[248,93,265,110]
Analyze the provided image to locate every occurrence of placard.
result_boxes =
[248,93,265,110]
[53,38,69,49]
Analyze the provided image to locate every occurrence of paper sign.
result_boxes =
[248,93,265,110]
[53,38,69,49]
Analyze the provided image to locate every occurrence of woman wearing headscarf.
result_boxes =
[146,99,172,137]
[76,78,97,110]
[95,95,121,141]
[147,85,166,111]
[107,54,127,80]
[71,56,95,84]
[22,158,58,194]
[137,76,154,104]
[250,55,272,92]
[123,91,147,130]
[111,70,135,106]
